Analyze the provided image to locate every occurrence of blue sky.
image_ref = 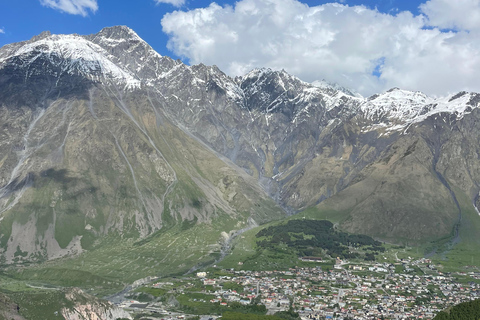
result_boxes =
[1,0,480,96]
[0,0,423,55]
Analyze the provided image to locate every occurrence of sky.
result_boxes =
[1,0,480,97]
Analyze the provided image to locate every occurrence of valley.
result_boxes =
[101,253,480,320]
[1,25,480,319]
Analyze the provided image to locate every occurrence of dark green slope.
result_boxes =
[434,299,480,320]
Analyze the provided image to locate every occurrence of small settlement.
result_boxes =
[120,258,480,320]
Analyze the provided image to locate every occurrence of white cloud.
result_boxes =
[40,0,98,16]
[0,28,4,34]
[161,0,480,96]
[420,0,480,31]
[154,0,185,7]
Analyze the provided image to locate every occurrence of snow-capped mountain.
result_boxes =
[0,32,141,89]
[1,26,480,266]
[358,88,480,134]
[312,79,363,98]
[3,26,479,134]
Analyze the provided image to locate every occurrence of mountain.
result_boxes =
[0,26,284,272]
[1,25,480,276]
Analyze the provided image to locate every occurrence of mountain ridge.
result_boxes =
[1,26,480,269]
[4,26,479,123]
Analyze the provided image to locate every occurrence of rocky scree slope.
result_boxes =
[151,55,480,244]
[0,26,284,266]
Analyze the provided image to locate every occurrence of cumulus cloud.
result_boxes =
[161,0,480,96]
[40,0,98,16]
[0,28,4,34]
[154,0,185,7]
[420,0,480,31]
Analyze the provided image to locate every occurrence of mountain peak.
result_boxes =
[30,30,52,42]
[386,87,401,92]
[242,67,273,79]
[374,88,430,101]
[312,79,363,98]
[0,31,141,88]
[86,25,172,82]
[95,25,141,41]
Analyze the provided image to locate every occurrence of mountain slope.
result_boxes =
[1,26,480,273]
[0,27,285,268]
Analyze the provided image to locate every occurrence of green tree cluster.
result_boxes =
[273,309,301,320]
[433,299,480,320]
[256,220,384,260]
[221,311,289,320]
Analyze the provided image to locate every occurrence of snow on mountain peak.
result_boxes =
[312,79,363,98]
[426,91,479,118]
[95,25,142,41]
[88,26,173,84]
[0,32,141,89]
[359,88,480,134]
[362,88,433,122]
[1,27,480,134]
[90,25,155,54]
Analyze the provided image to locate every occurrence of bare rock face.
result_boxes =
[61,288,132,320]
[1,25,480,265]
[0,293,25,320]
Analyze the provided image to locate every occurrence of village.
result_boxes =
[120,257,480,320]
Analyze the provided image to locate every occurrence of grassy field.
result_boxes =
[9,290,72,320]
[6,210,250,297]
[426,186,480,271]
[0,273,75,320]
